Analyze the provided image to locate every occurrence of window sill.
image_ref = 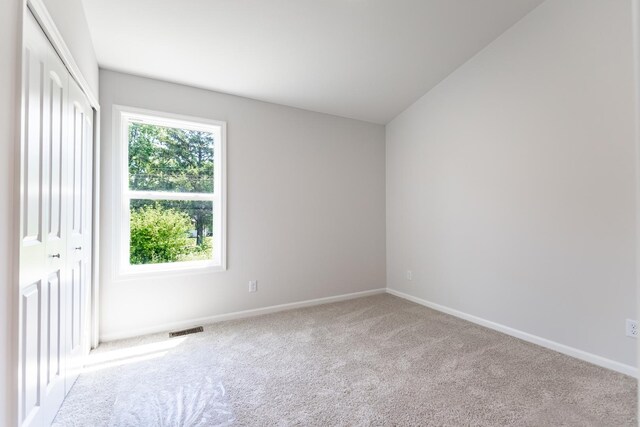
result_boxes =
[116,261,226,281]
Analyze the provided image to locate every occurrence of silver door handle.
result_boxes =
[49,253,61,258]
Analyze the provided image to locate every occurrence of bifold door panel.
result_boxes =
[18,11,94,427]
[65,72,93,394]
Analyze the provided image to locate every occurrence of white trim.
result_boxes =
[112,105,227,278]
[100,288,387,342]
[119,260,225,277]
[91,108,101,349]
[632,0,640,405]
[386,288,638,378]
[5,2,23,426]
[26,0,98,109]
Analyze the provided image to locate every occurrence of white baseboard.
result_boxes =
[100,286,637,378]
[386,288,638,378]
[100,288,387,342]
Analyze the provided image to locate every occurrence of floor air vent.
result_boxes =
[169,326,204,337]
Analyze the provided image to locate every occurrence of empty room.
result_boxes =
[1,0,639,425]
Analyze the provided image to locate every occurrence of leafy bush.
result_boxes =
[130,204,192,264]
[178,236,213,262]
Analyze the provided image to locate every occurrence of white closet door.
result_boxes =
[19,11,70,427]
[19,11,94,427]
[40,28,70,427]
[65,78,93,391]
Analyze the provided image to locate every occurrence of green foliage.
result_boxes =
[194,235,212,254]
[128,123,214,193]
[177,237,213,262]
[128,122,215,253]
[130,204,192,265]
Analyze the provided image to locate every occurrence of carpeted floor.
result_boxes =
[53,294,636,426]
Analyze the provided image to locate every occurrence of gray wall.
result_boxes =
[99,70,386,339]
[386,0,637,367]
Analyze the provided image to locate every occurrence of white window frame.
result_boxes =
[113,105,227,277]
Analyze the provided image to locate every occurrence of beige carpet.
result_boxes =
[53,294,636,426]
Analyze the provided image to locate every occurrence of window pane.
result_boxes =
[128,122,214,193]
[129,199,214,265]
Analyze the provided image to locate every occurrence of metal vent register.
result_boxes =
[169,326,204,337]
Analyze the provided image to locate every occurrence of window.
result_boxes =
[114,106,226,274]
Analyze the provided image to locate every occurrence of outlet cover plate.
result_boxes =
[249,280,258,293]
[626,319,638,338]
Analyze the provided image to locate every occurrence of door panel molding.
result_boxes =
[26,0,102,354]
[18,9,97,427]
[19,281,41,427]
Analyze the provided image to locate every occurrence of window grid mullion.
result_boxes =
[125,190,215,202]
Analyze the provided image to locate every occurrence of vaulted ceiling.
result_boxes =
[82,0,544,124]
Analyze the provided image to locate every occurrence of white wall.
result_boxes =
[387,0,637,368]
[42,0,99,97]
[99,70,386,340]
[0,0,21,425]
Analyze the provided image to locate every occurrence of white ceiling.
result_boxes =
[82,0,544,124]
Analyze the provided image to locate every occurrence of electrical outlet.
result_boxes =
[249,280,258,293]
[406,270,413,281]
[626,319,638,338]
